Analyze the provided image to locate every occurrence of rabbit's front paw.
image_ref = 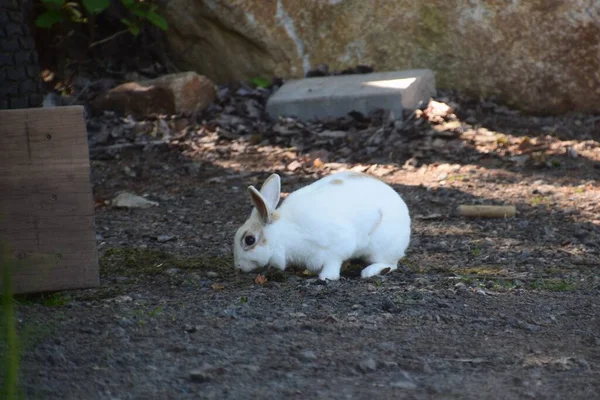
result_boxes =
[318,262,341,281]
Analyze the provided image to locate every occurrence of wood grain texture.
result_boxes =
[0,106,99,294]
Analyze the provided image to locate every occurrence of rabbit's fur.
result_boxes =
[233,171,411,280]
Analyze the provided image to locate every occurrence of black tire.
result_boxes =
[0,0,44,110]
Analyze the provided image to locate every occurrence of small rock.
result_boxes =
[454,282,468,295]
[165,268,181,275]
[510,155,529,167]
[523,323,541,333]
[111,327,127,337]
[89,82,175,118]
[486,280,495,289]
[118,317,134,327]
[206,271,219,278]
[112,192,159,209]
[189,368,211,383]
[245,99,263,119]
[474,287,487,295]
[382,298,396,312]
[156,234,176,243]
[47,350,67,366]
[351,304,362,310]
[297,350,317,363]
[567,147,578,159]
[358,357,378,373]
[390,379,417,390]
[123,166,137,178]
[112,295,133,303]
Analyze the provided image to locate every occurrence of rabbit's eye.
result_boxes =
[244,235,256,246]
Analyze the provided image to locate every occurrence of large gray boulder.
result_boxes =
[162,0,600,114]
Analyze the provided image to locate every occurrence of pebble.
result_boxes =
[189,368,211,383]
[206,271,219,278]
[112,295,133,303]
[351,304,362,310]
[382,298,396,312]
[298,350,317,363]
[118,317,134,327]
[454,282,468,295]
[157,234,176,243]
[358,357,378,373]
[111,327,127,337]
[111,192,158,209]
[390,379,417,390]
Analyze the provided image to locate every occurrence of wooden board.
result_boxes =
[0,106,99,294]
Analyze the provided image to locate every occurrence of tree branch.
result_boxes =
[89,29,129,49]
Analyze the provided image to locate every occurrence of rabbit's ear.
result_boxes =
[248,186,272,225]
[259,173,281,210]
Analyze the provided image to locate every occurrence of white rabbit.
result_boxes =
[232,171,411,281]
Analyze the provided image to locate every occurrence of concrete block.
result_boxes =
[266,69,435,121]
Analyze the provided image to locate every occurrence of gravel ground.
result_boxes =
[11,85,600,400]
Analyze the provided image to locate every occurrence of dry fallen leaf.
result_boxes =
[211,283,225,291]
[254,274,267,285]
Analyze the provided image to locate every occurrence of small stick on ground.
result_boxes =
[458,205,516,219]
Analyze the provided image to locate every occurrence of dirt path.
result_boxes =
[13,90,600,399]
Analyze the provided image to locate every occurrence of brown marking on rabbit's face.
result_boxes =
[272,211,281,221]
[234,216,273,272]
[330,179,344,185]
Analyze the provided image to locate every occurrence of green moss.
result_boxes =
[531,195,546,206]
[1,245,22,400]
[99,247,233,277]
[15,293,70,307]
[415,4,447,51]
[528,279,577,292]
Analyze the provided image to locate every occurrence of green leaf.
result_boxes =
[81,0,110,14]
[127,23,140,36]
[120,0,135,8]
[35,10,65,28]
[130,6,147,18]
[145,10,168,31]
[120,17,133,27]
[249,76,271,89]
